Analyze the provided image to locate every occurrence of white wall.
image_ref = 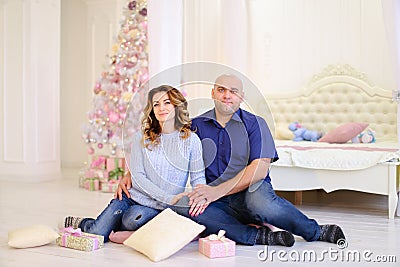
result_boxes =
[60,0,89,168]
[0,0,61,181]
[183,0,396,94]
[148,0,183,85]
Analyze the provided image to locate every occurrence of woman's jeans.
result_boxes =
[171,180,320,245]
[79,193,160,242]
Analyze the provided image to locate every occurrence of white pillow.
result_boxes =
[123,208,205,262]
[8,224,60,248]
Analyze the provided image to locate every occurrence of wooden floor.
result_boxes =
[0,168,399,267]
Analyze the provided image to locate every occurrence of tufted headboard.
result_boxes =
[261,65,397,142]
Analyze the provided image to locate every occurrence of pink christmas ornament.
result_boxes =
[109,111,120,123]
[97,143,103,149]
[88,147,95,155]
[115,65,121,74]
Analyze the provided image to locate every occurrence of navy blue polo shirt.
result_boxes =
[191,108,278,185]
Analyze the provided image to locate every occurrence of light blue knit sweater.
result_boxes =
[128,130,206,210]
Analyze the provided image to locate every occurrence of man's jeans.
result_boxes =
[171,200,259,245]
[172,180,320,245]
[79,193,160,242]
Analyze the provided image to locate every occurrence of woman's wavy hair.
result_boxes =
[141,85,191,149]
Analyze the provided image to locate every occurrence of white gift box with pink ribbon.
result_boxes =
[56,227,104,251]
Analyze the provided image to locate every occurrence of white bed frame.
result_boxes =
[261,64,399,219]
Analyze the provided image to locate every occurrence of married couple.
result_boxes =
[64,74,345,247]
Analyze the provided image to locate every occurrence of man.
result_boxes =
[116,74,345,246]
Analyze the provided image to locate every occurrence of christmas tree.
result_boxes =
[82,0,148,159]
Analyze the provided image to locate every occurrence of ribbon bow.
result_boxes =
[109,167,124,180]
[62,227,82,237]
[208,230,226,241]
[91,157,106,168]
[201,230,232,257]
[61,227,100,250]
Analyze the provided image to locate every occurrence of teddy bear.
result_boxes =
[351,128,376,143]
[288,122,322,142]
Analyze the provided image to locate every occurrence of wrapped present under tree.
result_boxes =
[91,155,108,170]
[84,178,100,191]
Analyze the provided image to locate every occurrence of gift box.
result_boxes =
[100,180,119,193]
[108,168,125,181]
[57,227,104,251]
[84,178,100,191]
[94,169,109,182]
[199,230,235,258]
[84,169,96,178]
[91,155,107,169]
[106,157,125,172]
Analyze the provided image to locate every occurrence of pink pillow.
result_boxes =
[318,122,368,143]
[109,231,134,244]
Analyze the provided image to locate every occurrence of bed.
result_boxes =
[259,64,399,219]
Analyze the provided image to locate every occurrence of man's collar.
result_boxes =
[199,108,243,123]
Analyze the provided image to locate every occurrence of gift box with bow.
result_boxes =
[100,180,119,193]
[108,167,125,180]
[94,169,109,182]
[199,230,235,258]
[56,227,104,251]
[84,169,96,179]
[106,157,125,173]
[84,178,100,191]
[91,155,107,170]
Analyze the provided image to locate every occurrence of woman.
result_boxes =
[63,85,207,241]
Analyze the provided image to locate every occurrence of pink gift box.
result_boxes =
[100,180,119,193]
[84,170,96,178]
[91,155,107,169]
[199,230,235,258]
[106,157,125,172]
[94,169,109,181]
[84,169,109,181]
[84,178,100,191]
